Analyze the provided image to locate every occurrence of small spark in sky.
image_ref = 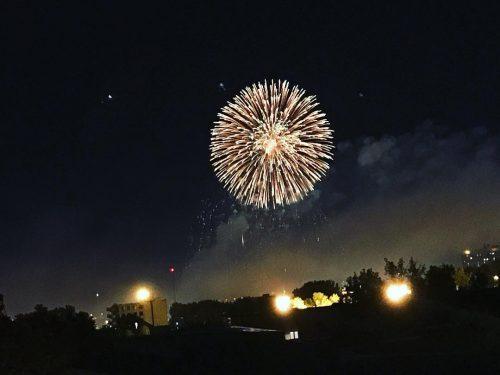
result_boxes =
[107,94,113,99]
[218,82,226,91]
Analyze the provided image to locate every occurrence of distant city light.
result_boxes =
[384,282,412,305]
[95,292,99,297]
[169,266,175,273]
[136,287,151,302]
[274,295,292,314]
[494,275,499,282]
[107,94,112,99]
[464,249,471,255]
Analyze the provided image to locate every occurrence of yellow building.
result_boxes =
[109,297,168,327]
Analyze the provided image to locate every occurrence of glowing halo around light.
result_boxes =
[274,294,292,314]
[384,282,412,304]
[135,287,151,302]
[210,80,334,209]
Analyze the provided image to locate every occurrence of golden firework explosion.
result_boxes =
[210,80,333,208]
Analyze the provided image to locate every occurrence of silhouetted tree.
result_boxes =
[106,304,149,335]
[2,305,94,373]
[384,258,407,279]
[345,268,383,304]
[384,257,426,292]
[467,260,500,290]
[169,295,279,328]
[292,280,340,299]
[425,264,455,299]
[407,257,426,294]
[0,313,12,338]
[0,293,5,316]
[470,266,490,290]
[170,300,227,327]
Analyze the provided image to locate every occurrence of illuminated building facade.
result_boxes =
[107,297,168,327]
[462,244,498,268]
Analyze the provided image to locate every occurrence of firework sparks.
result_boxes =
[210,80,334,209]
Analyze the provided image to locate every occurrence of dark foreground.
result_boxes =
[3,299,499,374]
[86,304,500,374]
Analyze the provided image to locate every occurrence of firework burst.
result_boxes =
[210,80,334,209]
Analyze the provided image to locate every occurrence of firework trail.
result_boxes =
[210,80,333,208]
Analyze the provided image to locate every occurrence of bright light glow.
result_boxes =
[274,295,292,314]
[494,275,499,282]
[385,282,412,304]
[136,287,151,302]
[263,138,278,155]
[464,249,471,255]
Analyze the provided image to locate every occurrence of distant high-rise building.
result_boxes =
[462,244,498,268]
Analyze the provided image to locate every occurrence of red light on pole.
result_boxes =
[168,265,176,303]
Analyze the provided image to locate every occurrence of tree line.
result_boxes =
[0,305,95,373]
[168,256,500,327]
[1,255,498,371]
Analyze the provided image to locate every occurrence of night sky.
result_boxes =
[2,2,499,317]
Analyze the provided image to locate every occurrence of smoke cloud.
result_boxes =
[179,123,500,301]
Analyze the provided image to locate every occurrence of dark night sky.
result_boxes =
[2,2,499,316]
